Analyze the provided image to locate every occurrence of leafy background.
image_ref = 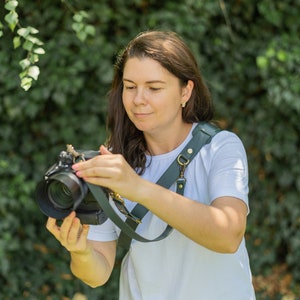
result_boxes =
[0,0,299,299]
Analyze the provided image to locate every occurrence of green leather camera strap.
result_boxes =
[87,122,221,249]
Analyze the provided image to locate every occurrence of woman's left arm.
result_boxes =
[129,180,248,253]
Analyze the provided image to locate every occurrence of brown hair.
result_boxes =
[106,30,214,173]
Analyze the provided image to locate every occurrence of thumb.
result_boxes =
[99,145,112,155]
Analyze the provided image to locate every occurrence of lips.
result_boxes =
[134,112,152,118]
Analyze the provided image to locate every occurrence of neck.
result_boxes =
[145,123,193,155]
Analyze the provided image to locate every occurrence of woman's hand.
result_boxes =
[46,211,90,254]
[46,211,117,287]
[72,145,142,201]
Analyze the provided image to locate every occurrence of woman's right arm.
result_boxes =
[46,212,116,288]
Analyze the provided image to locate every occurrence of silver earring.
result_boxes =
[181,102,186,108]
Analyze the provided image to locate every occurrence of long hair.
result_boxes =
[106,31,214,173]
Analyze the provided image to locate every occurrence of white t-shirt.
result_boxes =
[88,124,256,300]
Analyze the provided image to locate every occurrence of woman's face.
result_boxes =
[122,57,192,136]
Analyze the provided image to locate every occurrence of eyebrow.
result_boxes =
[123,78,166,84]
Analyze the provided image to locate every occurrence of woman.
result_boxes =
[47,31,256,299]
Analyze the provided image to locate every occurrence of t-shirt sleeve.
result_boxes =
[206,131,249,209]
[87,218,118,242]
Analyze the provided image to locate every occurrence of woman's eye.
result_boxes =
[149,87,161,91]
[125,86,136,90]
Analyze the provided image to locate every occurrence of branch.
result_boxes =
[3,0,45,91]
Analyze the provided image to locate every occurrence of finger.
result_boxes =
[78,224,90,243]
[99,145,112,155]
[73,161,114,180]
[67,217,82,244]
[72,151,115,173]
[46,217,60,239]
[72,157,96,172]
[59,211,76,241]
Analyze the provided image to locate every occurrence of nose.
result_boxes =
[133,87,146,105]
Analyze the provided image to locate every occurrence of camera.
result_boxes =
[35,145,108,225]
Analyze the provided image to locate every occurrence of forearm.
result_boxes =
[133,179,247,253]
[70,241,115,288]
[71,149,247,252]
[46,215,116,287]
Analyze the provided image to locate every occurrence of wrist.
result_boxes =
[70,244,93,260]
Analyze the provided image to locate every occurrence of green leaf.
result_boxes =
[73,10,89,23]
[72,22,84,32]
[27,26,39,34]
[26,35,43,46]
[85,25,96,36]
[4,0,18,11]
[13,36,21,48]
[73,13,83,23]
[19,69,28,79]
[266,47,276,58]
[33,47,45,55]
[257,56,268,69]
[22,40,33,51]
[27,66,40,80]
[76,31,87,42]
[4,11,18,31]
[19,58,31,70]
[79,10,89,18]
[29,53,39,63]
[277,50,287,62]
[20,76,33,91]
[17,27,30,38]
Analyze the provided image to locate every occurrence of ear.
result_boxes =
[181,80,194,106]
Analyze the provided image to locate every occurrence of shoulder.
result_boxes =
[199,129,248,168]
[206,129,246,152]
[194,122,245,149]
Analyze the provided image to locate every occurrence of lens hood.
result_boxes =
[35,171,87,219]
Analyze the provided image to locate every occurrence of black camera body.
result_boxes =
[35,145,108,225]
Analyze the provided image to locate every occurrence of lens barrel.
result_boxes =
[48,180,74,209]
[48,172,87,210]
[35,171,88,219]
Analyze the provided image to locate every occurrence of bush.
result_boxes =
[1,0,299,298]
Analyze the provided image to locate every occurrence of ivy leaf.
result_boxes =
[73,10,89,23]
[76,31,87,42]
[4,11,18,31]
[17,27,30,38]
[85,25,95,36]
[27,66,40,80]
[19,58,31,70]
[26,35,43,46]
[257,56,268,69]
[22,40,34,51]
[4,0,18,11]
[29,54,39,64]
[13,36,21,48]
[72,22,84,32]
[0,21,3,38]
[33,47,45,55]
[20,77,33,91]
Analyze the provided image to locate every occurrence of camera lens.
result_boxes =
[48,180,74,210]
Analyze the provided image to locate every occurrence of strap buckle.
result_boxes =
[176,154,190,194]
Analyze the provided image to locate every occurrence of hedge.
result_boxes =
[0,0,299,298]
